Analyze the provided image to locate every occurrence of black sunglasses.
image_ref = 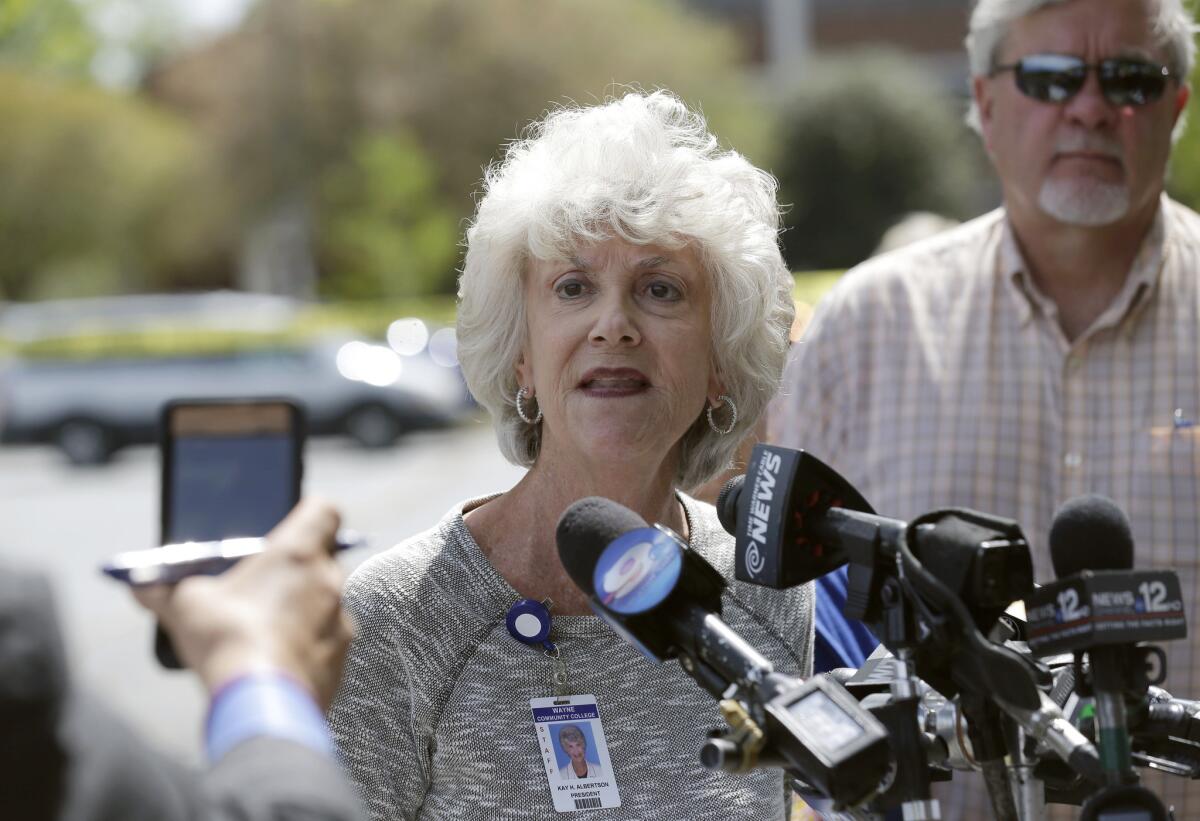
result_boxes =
[991,53,1173,107]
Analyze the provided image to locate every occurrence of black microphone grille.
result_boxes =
[715,475,744,536]
[555,497,648,592]
[1048,494,1134,578]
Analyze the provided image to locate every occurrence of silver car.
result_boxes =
[0,337,470,465]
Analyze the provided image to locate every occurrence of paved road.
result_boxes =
[0,421,526,763]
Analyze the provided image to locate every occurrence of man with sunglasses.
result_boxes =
[771,0,1199,815]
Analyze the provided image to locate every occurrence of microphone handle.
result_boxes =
[993,690,1105,787]
[1090,646,1134,781]
[682,609,776,691]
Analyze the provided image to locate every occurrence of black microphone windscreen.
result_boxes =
[1048,494,1134,578]
[556,497,648,592]
[715,475,744,535]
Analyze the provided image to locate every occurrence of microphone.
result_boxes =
[1025,494,1185,661]
[555,496,892,807]
[718,445,1103,790]
[1026,495,1179,818]
[717,445,1032,630]
[1049,494,1134,578]
[714,447,874,592]
[556,496,763,685]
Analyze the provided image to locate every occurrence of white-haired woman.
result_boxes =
[329,91,810,820]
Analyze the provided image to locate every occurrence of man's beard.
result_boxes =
[1038,176,1130,226]
[1036,132,1129,226]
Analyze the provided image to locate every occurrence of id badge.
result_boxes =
[531,694,621,812]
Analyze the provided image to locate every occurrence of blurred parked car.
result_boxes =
[0,337,470,465]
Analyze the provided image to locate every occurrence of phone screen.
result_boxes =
[162,401,302,544]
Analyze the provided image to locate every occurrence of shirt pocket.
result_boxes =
[1146,424,1200,475]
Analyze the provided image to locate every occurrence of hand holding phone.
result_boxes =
[131,498,355,708]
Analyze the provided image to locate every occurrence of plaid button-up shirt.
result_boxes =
[770,196,1200,815]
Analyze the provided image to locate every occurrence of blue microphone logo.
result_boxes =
[592,526,683,615]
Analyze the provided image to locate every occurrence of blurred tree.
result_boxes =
[772,50,987,271]
[319,132,458,300]
[0,0,97,76]
[0,70,233,299]
[145,0,767,297]
[1165,19,1200,211]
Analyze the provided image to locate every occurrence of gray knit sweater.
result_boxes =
[329,493,814,820]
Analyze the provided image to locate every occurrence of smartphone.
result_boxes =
[155,398,305,668]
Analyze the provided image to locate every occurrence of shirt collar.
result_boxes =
[998,197,1167,332]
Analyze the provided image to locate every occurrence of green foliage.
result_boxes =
[1,0,769,301]
[0,70,233,299]
[1166,40,1200,210]
[0,0,97,76]
[318,132,459,300]
[772,51,987,271]
[793,270,844,309]
[148,0,766,297]
[3,295,459,360]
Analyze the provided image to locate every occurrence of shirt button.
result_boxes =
[1063,452,1082,470]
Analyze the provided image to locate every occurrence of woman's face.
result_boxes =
[516,236,721,472]
[562,736,586,762]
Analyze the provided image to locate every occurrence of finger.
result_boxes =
[131,583,174,617]
[266,497,342,558]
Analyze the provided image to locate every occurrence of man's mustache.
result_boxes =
[1054,133,1124,161]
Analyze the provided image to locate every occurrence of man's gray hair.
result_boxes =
[965,0,1197,132]
[457,90,795,490]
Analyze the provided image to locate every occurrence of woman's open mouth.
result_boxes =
[579,367,650,397]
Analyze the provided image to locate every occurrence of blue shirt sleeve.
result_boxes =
[812,566,879,673]
[205,672,333,763]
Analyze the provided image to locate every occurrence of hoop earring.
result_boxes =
[706,394,737,435]
[515,386,543,425]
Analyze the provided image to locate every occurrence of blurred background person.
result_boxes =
[771,0,1199,815]
[1,499,363,821]
[328,90,808,820]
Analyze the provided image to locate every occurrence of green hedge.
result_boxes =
[2,274,842,361]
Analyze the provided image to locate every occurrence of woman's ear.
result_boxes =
[515,351,533,392]
[707,371,725,407]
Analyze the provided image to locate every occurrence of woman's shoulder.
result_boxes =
[342,498,509,631]
[679,492,735,576]
[346,519,449,586]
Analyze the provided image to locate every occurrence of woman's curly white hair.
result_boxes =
[456,90,795,490]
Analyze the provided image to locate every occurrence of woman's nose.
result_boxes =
[589,295,641,346]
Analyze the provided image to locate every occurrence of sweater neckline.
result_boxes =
[442,491,698,638]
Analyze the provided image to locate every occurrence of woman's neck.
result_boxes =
[464,449,687,615]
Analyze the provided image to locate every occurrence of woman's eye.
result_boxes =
[556,279,585,298]
[647,281,682,300]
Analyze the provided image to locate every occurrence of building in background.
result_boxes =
[689,0,970,91]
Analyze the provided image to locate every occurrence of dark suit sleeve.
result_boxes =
[0,567,365,821]
[203,737,365,821]
[55,688,366,821]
